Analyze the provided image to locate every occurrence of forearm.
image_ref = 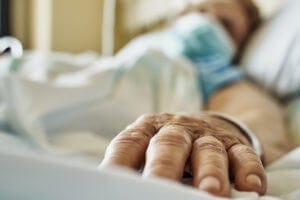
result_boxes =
[207,81,295,164]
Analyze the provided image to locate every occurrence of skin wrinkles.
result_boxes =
[191,136,230,196]
[228,144,266,195]
[101,112,267,197]
[150,127,193,148]
[99,0,275,197]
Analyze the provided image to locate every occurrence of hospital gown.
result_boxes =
[0,13,242,156]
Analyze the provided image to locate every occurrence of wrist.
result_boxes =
[207,114,251,146]
[207,112,264,163]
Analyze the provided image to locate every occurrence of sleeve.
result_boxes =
[195,63,243,102]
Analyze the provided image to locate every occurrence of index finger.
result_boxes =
[100,114,158,169]
[143,124,193,181]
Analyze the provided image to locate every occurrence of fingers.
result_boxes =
[100,114,157,169]
[191,136,231,197]
[101,112,267,197]
[143,125,193,181]
[228,144,267,195]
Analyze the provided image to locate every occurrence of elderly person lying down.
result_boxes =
[0,0,298,198]
[99,0,297,197]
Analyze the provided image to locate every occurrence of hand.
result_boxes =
[100,113,266,197]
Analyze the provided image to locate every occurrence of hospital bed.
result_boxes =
[1,0,300,199]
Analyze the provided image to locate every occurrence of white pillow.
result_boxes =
[252,0,286,19]
[241,0,300,98]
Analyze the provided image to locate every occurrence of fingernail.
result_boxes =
[246,174,262,188]
[198,176,221,192]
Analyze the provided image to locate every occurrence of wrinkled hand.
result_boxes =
[100,113,266,197]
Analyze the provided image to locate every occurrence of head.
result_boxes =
[184,0,261,48]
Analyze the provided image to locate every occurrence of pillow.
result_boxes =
[241,0,300,98]
[252,0,286,19]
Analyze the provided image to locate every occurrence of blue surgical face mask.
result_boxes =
[163,13,236,69]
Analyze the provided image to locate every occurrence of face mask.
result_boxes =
[164,13,236,68]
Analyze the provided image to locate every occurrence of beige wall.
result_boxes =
[10,0,176,53]
[10,0,32,49]
[52,0,103,53]
[11,0,103,53]
[10,0,284,54]
[9,0,193,53]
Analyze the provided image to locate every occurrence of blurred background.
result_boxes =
[3,0,283,55]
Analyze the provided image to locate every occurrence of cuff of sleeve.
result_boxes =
[207,111,264,164]
[197,65,243,102]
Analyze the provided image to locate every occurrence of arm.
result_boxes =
[207,81,295,164]
[100,82,273,197]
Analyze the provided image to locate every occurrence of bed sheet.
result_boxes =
[0,144,300,200]
[0,44,299,200]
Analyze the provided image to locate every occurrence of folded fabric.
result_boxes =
[118,13,243,102]
[0,50,200,157]
[286,98,300,146]
[242,0,300,99]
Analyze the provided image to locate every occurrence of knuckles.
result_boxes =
[229,144,257,158]
[124,113,244,151]
[105,112,266,197]
[193,136,226,154]
[112,131,150,147]
[137,113,157,122]
[151,126,192,148]
[113,113,245,154]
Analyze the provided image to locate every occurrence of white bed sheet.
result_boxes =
[1,8,300,197]
[0,144,300,200]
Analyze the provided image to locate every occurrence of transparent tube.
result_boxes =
[0,36,23,58]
